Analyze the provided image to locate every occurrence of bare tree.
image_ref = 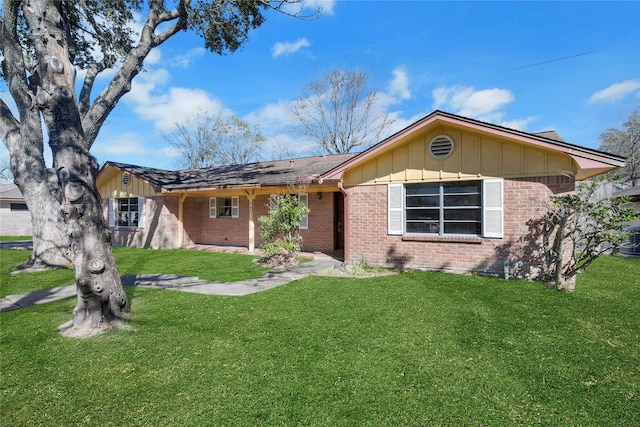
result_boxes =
[599,109,640,186]
[292,69,394,154]
[165,110,264,168]
[0,0,316,337]
[0,159,13,184]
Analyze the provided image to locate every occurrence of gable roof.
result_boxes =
[100,153,356,193]
[322,110,625,181]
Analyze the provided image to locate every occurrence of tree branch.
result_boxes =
[80,1,188,147]
[0,2,34,121]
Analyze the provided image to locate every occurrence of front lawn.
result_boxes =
[0,246,267,297]
[0,235,31,242]
[1,255,638,425]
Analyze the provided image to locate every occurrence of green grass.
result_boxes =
[1,254,638,425]
[0,247,267,297]
[0,235,31,242]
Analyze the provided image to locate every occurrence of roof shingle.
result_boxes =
[104,153,356,192]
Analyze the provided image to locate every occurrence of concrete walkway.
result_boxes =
[0,257,340,313]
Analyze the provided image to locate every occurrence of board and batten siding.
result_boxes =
[98,171,162,199]
[343,126,576,186]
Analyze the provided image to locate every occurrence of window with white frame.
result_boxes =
[268,193,309,229]
[299,193,309,229]
[388,179,503,237]
[209,197,239,218]
[108,197,145,228]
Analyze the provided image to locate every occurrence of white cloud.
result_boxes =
[588,80,640,104]
[306,0,336,15]
[92,132,147,155]
[388,67,411,101]
[136,87,227,133]
[499,116,537,131]
[245,99,299,133]
[433,85,514,119]
[282,0,336,16]
[171,48,205,68]
[144,48,162,66]
[431,84,538,131]
[272,38,311,58]
[122,68,230,133]
[159,146,181,158]
[124,68,171,106]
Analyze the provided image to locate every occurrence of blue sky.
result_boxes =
[3,1,640,170]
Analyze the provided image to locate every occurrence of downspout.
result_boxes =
[246,190,257,252]
[177,193,187,248]
[337,180,349,262]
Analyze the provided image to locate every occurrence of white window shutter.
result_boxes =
[231,196,239,218]
[483,178,503,238]
[137,197,145,228]
[299,193,309,229]
[108,198,115,227]
[209,198,216,218]
[388,184,404,235]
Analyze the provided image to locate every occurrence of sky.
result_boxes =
[2,0,640,171]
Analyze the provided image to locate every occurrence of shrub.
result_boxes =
[257,193,309,268]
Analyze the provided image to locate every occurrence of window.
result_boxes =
[108,197,145,228]
[268,193,309,229]
[299,193,309,229]
[10,203,28,211]
[388,179,503,238]
[209,197,239,218]
[405,181,481,235]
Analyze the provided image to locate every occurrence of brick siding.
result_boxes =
[184,192,338,253]
[345,176,575,277]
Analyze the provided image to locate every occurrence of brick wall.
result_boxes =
[345,176,575,277]
[185,192,337,253]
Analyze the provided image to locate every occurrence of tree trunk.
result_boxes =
[18,0,130,337]
[56,164,129,338]
[13,174,71,271]
[554,275,576,292]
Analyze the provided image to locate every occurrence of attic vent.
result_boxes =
[122,173,130,186]
[429,135,454,159]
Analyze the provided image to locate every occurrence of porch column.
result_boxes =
[177,193,187,248]
[246,191,257,252]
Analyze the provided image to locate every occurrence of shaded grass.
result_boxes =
[0,247,267,297]
[1,255,638,425]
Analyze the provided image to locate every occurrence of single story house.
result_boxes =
[0,183,32,236]
[97,110,625,277]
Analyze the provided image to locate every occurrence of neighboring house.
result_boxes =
[613,185,640,256]
[613,185,640,228]
[0,183,32,236]
[96,110,625,277]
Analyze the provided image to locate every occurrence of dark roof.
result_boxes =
[613,185,640,199]
[0,184,24,201]
[103,153,357,192]
[532,130,565,142]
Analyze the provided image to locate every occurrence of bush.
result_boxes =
[257,193,309,268]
